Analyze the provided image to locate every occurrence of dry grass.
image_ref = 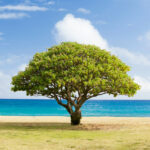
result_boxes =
[0,117,150,150]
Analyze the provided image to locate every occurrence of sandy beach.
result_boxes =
[0,116,150,125]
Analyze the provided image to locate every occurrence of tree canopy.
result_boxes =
[11,42,140,125]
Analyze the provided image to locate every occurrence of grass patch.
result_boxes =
[0,123,150,150]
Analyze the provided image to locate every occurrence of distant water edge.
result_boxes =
[0,99,150,117]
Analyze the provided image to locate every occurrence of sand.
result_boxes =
[0,116,150,125]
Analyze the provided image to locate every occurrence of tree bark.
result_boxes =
[70,110,81,125]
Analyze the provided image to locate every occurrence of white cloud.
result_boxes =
[18,64,27,71]
[47,1,55,5]
[0,14,149,99]
[53,14,150,99]
[0,71,44,99]
[77,8,90,14]
[58,8,67,12]
[0,5,47,11]
[54,14,150,67]
[134,76,150,93]
[0,13,29,19]
[0,71,12,98]
[0,55,31,75]
[54,14,108,50]
[0,55,43,98]
[110,47,150,66]
[0,71,23,98]
[92,75,150,100]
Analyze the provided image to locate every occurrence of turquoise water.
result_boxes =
[0,99,150,117]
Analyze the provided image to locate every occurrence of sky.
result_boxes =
[0,0,150,99]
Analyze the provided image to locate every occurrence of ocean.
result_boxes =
[0,99,150,117]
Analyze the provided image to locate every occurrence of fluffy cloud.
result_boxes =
[0,71,24,98]
[0,13,29,19]
[134,76,150,93]
[0,71,12,98]
[53,14,150,99]
[0,5,47,11]
[0,4,47,20]
[77,8,91,14]
[18,64,27,71]
[0,71,43,99]
[1,14,150,99]
[0,54,45,98]
[54,14,108,50]
[92,75,150,100]
[110,47,150,66]
[54,14,150,67]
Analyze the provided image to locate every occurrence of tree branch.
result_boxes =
[86,92,107,99]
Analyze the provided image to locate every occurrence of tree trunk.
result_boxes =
[70,110,81,125]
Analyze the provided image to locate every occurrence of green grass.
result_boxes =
[0,123,150,150]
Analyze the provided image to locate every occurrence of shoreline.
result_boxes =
[0,116,150,125]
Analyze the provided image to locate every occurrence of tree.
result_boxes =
[11,42,140,125]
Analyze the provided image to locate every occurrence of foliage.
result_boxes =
[11,42,140,123]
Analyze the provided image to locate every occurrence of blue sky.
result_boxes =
[0,0,150,99]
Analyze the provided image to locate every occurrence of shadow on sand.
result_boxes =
[0,122,125,130]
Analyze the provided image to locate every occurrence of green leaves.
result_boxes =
[11,42,140,99]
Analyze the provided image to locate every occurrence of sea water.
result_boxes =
[0,99,150,117]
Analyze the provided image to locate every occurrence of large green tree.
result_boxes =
[11,42,140,125]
